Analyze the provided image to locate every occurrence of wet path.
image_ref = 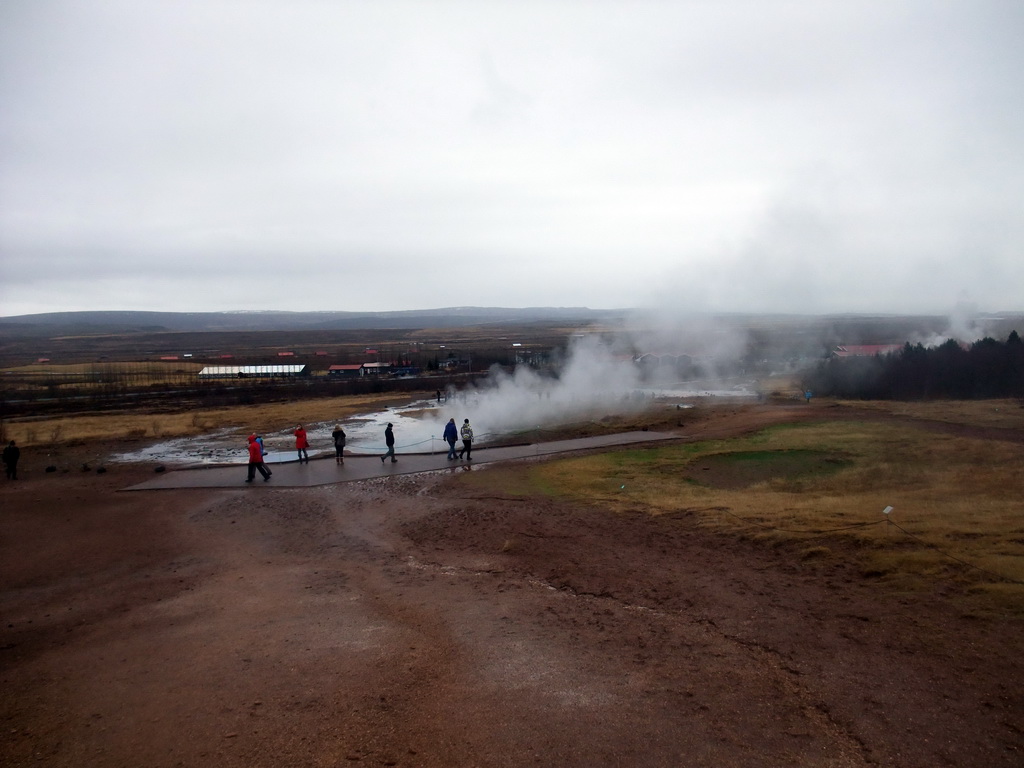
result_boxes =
[124,431,677,490]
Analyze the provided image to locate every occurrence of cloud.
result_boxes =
[1,1,1022,315]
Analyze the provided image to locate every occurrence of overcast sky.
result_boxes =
[1,1,1021,318]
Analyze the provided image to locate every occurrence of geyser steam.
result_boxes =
[429,335,648,440]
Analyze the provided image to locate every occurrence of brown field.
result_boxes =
[836,397,1024,430]
[2,396,1023,766]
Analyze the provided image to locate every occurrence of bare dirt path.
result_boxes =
[2,405,1022,767]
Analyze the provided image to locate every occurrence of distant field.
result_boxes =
[837,398,1024,430]
[0,392,416,447]
[2,361,206,390]
[0,323,575,368]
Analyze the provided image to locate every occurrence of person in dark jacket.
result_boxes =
[443,418,458,460]
[331,425,346,465]
[246,434,272,482]
[380,423,397,463]
[3,440,20,480]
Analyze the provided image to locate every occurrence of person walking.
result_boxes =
[332,425,346,465]
[294,424,309,463]
[380,423,397,463]
[443,417,458,460]
[3,440,20,480]
[458,418,474,461]
[245,434,272,482]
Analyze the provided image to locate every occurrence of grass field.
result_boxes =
[838,397,1024,430]
[460,413,1024,613]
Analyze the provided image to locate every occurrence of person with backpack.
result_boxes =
[458,418,474,461]
[331,425,346,465]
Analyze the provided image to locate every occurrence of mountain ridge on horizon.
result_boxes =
[2,308,1022,342]
[0,307,631,337]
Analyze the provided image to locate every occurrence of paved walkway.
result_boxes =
[124,431,677,490]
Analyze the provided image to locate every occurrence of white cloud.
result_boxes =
[1,1,1022,315]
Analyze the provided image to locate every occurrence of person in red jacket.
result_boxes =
[294,424,310,463]
[246,434,272,482]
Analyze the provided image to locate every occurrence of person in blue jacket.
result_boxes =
[443,418,458,460]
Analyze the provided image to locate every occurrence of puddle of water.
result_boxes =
[111,397,453,466]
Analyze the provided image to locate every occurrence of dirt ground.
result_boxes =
[2,403,1022,767]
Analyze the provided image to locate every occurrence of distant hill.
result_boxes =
[0,307,628,337]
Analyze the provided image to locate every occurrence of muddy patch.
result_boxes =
[682,449,851,490]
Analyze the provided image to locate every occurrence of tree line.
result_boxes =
[804,331,1024,399]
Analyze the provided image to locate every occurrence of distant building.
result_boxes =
[198,364,309,379]
[361,362,392,376]
[327,364,365,378]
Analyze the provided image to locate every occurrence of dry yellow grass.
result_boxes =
[1,393,414,447]
[2,361,207,393]
[524,419,1024,609]
[838,398,1024,430]
[7,361,205,375]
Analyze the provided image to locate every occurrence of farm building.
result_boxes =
[327,364,365,378]
[327,363,399,378]
[197,364,309,379]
